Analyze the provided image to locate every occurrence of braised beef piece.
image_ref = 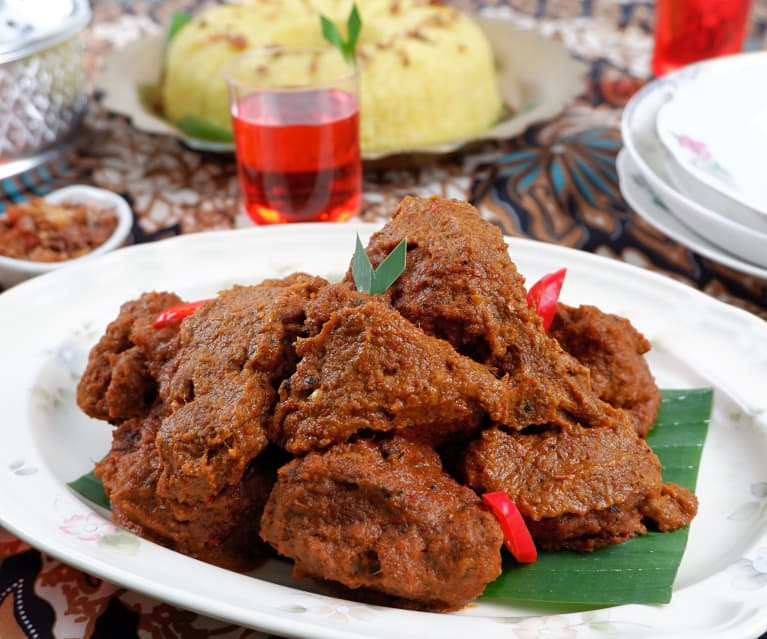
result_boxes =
[95,406,278,570]
[156,276,326,505]
[82,274,326,568]
[550,303,661,437]
[76,291,183,422]
[353,195,631,432]
[302,279,373,335]
[461,422,697,551]
[260,436,503,611]
[640,482,699,531]
[271,297,511,454]
[95,405,169,542]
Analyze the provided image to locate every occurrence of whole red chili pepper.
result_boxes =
[526,267,567,331]
[152,299,212,328]
[482,491,538,563]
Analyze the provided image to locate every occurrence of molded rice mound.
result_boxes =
[161,0,503,154]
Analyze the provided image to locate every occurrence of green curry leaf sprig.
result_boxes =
[166,11,192,45]
[320,4,362,66]
[352,235,407,295]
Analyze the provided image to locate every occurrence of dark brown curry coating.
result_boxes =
[461,421,694,550]
[156,274,327,506]
[93,275,325,570]
[354,195,628,432]
[462,423,662,519]
[302,279,376,335]
[76,291,182,422]
[525,499,648,552]
[95,405,277,570]
[96,406,168,542]
[260,436,503,611]
[271,298,512,454]
[353,195,529,362]
[550,303,661,437]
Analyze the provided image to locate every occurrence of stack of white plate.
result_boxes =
[618,52,767,279]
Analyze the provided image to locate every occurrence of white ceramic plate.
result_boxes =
[617,150,767,280]
[1,224,767,639]
[655,53,767,229]
[0,184,134,288]
[96,18,586,160]
[620,63,767,270]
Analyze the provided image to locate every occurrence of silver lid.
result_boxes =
[0,0,91,63]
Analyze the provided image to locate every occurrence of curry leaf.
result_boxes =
[166,11,192,45]
[320,4,362,66]
[68,469,110,510]
[320,15,345,57]
[481,388,712,606]
[352,235,407,295]
[352,234,373,294]
[178,115,234,143]
[346,5,362,59]
[372,237,407,294]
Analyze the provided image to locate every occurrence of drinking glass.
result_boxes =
[224,47,362,224]
[652,0,753,77]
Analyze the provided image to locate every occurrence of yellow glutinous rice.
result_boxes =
[161,0,503,154]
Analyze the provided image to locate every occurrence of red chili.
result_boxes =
[152,299,212,328]
[482,491,538,563]
[526,267,567,331]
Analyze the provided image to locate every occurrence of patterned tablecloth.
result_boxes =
[2,1,766,637]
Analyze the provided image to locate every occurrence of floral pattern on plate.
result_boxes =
[671,132,735,187]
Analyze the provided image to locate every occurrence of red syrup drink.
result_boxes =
[652,0,752,76]
[232,88,361,224]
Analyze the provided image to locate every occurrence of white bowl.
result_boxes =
[620,63,767,269]
[661,151,767,236]
[0,185,133,288]
[617,150,767,280]
[655,52,767,231]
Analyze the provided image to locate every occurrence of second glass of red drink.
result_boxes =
[224,47,362,225]
[652,0,753,77]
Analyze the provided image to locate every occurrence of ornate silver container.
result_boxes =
[0,0,91,179]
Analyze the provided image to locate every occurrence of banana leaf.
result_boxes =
[481,388,711,606]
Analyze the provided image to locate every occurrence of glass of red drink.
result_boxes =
[224,47,362,225]
[652,0,753,77]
